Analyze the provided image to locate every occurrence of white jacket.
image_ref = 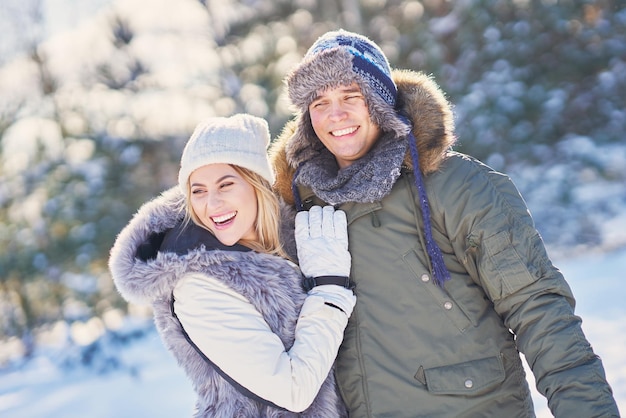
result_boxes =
[173,271,350,412]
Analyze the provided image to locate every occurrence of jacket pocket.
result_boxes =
[478,225,540,301]
[419,355,505,396]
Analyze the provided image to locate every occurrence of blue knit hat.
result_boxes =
[286,30,450,287]
[307,31,397,107]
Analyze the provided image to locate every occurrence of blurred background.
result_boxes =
[0,0,625,414]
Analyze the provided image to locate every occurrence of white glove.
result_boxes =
[295,206,351,278]
[308,285,357,317]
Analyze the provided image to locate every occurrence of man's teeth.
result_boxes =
[212,212,236,224]
[332,127,357,136]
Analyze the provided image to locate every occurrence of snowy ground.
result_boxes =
[1,247,624,418]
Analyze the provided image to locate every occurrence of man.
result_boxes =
[269,30,619,417]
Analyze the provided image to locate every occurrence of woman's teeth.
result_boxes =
[212,211,236,225]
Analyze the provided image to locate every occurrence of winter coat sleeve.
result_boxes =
[430,154,619,417]
[172,272,350,413]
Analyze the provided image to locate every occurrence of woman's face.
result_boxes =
[189,163,258,246]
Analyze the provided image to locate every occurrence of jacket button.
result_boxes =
[465,379,474,388]
[443,301,453,310]
[421,274,430,282]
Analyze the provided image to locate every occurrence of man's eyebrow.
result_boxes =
[311,85,362,103]
[340,85,361,93]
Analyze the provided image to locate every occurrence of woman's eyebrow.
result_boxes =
[190,174,236,188]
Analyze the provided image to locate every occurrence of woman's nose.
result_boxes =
[207,192,222,209]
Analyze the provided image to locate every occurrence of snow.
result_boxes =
[0,332,195,417]
[1,248,624,417]
[525,248,626,417]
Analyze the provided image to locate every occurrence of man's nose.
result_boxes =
[328,101,348,120]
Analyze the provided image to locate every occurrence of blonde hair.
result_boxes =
[185,165,289,259]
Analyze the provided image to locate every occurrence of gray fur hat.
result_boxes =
[286,30,410,140]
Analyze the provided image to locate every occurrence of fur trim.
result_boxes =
[394,70,456,174]
[108,187,185,304]
[270,120,299,206]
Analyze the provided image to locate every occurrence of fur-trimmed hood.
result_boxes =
[269,69,456,205]
[108,187,345,417]
[108,187,184,305]
[108,187,298,305]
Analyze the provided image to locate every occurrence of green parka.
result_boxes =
[269,70,619,417]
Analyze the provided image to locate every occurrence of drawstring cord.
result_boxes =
[403,116,451,287]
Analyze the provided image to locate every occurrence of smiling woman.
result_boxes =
[177,115,284,256]
[108,113,356,417]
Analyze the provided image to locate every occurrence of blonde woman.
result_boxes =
[109,114,354,417]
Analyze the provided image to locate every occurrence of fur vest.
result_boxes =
[108,187,347,417]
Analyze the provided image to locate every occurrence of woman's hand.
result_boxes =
[295,205,350,278]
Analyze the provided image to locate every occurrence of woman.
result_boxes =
[108,114,354,417]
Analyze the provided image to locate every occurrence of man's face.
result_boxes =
[308,83,381,169]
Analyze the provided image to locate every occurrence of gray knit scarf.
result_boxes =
[294,130,407,205]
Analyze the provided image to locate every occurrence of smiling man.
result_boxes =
[270,29,619,418]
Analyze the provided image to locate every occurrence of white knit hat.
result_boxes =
[178,114,275,194]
